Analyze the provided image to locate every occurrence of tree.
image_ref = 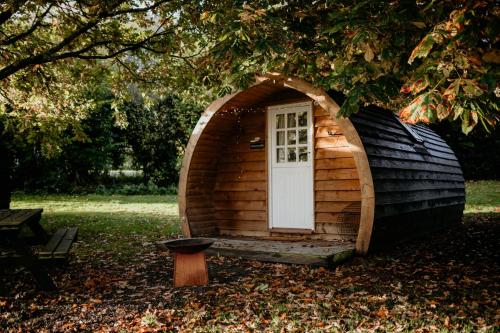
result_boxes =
[3,1,497,146]
[124,93,201,187]
[193,0,499,133]
[0,0,195,206]
[0,0,184,80]
[0,1,199,151]
[0,1,498,206]
[10,84,127,191]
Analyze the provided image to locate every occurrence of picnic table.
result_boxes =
[0,209,78,291]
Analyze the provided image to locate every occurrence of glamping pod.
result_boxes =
[178,75,465,256]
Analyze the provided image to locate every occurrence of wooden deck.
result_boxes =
[205,238,355,266]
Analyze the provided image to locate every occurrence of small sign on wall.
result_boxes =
[250,137,265,150]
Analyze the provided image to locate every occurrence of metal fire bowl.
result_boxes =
[158,238,214,254]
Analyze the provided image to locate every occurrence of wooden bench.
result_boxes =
[38,227,78,260]
[1,209,79,290]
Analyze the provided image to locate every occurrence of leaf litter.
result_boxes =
[0,213,498,332]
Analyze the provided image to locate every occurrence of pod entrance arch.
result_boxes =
[178,74,375,254]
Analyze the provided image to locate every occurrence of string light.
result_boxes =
[213,106,266,117]
[207,106,267,181]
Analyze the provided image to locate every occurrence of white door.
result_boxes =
[268,101,314,230]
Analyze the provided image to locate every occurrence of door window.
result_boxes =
[274,109,310,164]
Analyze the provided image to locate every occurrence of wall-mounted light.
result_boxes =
[250,137,265,149]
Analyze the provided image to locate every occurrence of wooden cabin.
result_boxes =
[178,74,465,256]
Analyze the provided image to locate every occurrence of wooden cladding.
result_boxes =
[214,111,268,236]
[185,97,363,240]
[349,107,465,245]
[350,108,465,219]
[313,104,361,240]
[184,112,238,236]
[211,102,362,240]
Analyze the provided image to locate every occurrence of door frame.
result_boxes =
[267,101,315,232]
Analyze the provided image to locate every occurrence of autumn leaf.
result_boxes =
[443,79,461,101]
[200,11,211,21]
[408,33,439,64]
[461,110,479,134]
[436,103,452,120]
[411,21,426,29]
[399,92,438,123]
[400,84,412,94]
[2,200,499,332]
[461,79,485,97]
[482,50,500,64]
[376,306,389,318]
[362,43,375,62]
[401,76,430,95]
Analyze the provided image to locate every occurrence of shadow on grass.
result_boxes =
[370,212,500,260]
[463,211,500,223]
[34,211,181,261]
[40,211,180,234]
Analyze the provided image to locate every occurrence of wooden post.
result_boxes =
[173,251,208,287]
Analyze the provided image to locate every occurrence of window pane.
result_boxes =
[287,130,296,145]
[287,148,296,162]
[276,114,285,129]
[298,129,307,144]
[299,147,308,162]
[287,113,296,128]
[276,131,285,146]
[277,148,285,163]
[298,111,308,127]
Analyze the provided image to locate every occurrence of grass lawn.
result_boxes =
[1,180,499,332]
[465,180,500,213]
[11,194,180,260]
[9,180,498,259]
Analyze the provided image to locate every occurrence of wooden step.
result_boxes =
[206,238,355,266]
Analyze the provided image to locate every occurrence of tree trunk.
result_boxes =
[0,131,12,209]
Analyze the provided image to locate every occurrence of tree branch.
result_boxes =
[168,54,196,69]
[0,86,14,104]
[0,4,53,46]
[115,57,156,84]
[0,2,125,80]
[51,26,175,61]
[106,0,172,17]
[0,1,27,26]
[0,1,178,81]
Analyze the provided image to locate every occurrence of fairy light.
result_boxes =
[212,106,266,180]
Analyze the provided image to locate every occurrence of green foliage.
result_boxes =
[124,94,201,187]
[0,0,497,166]
[0,1,203,155]
[193,0,499,132]
[10,87,126,191]
[8,87,202,192]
